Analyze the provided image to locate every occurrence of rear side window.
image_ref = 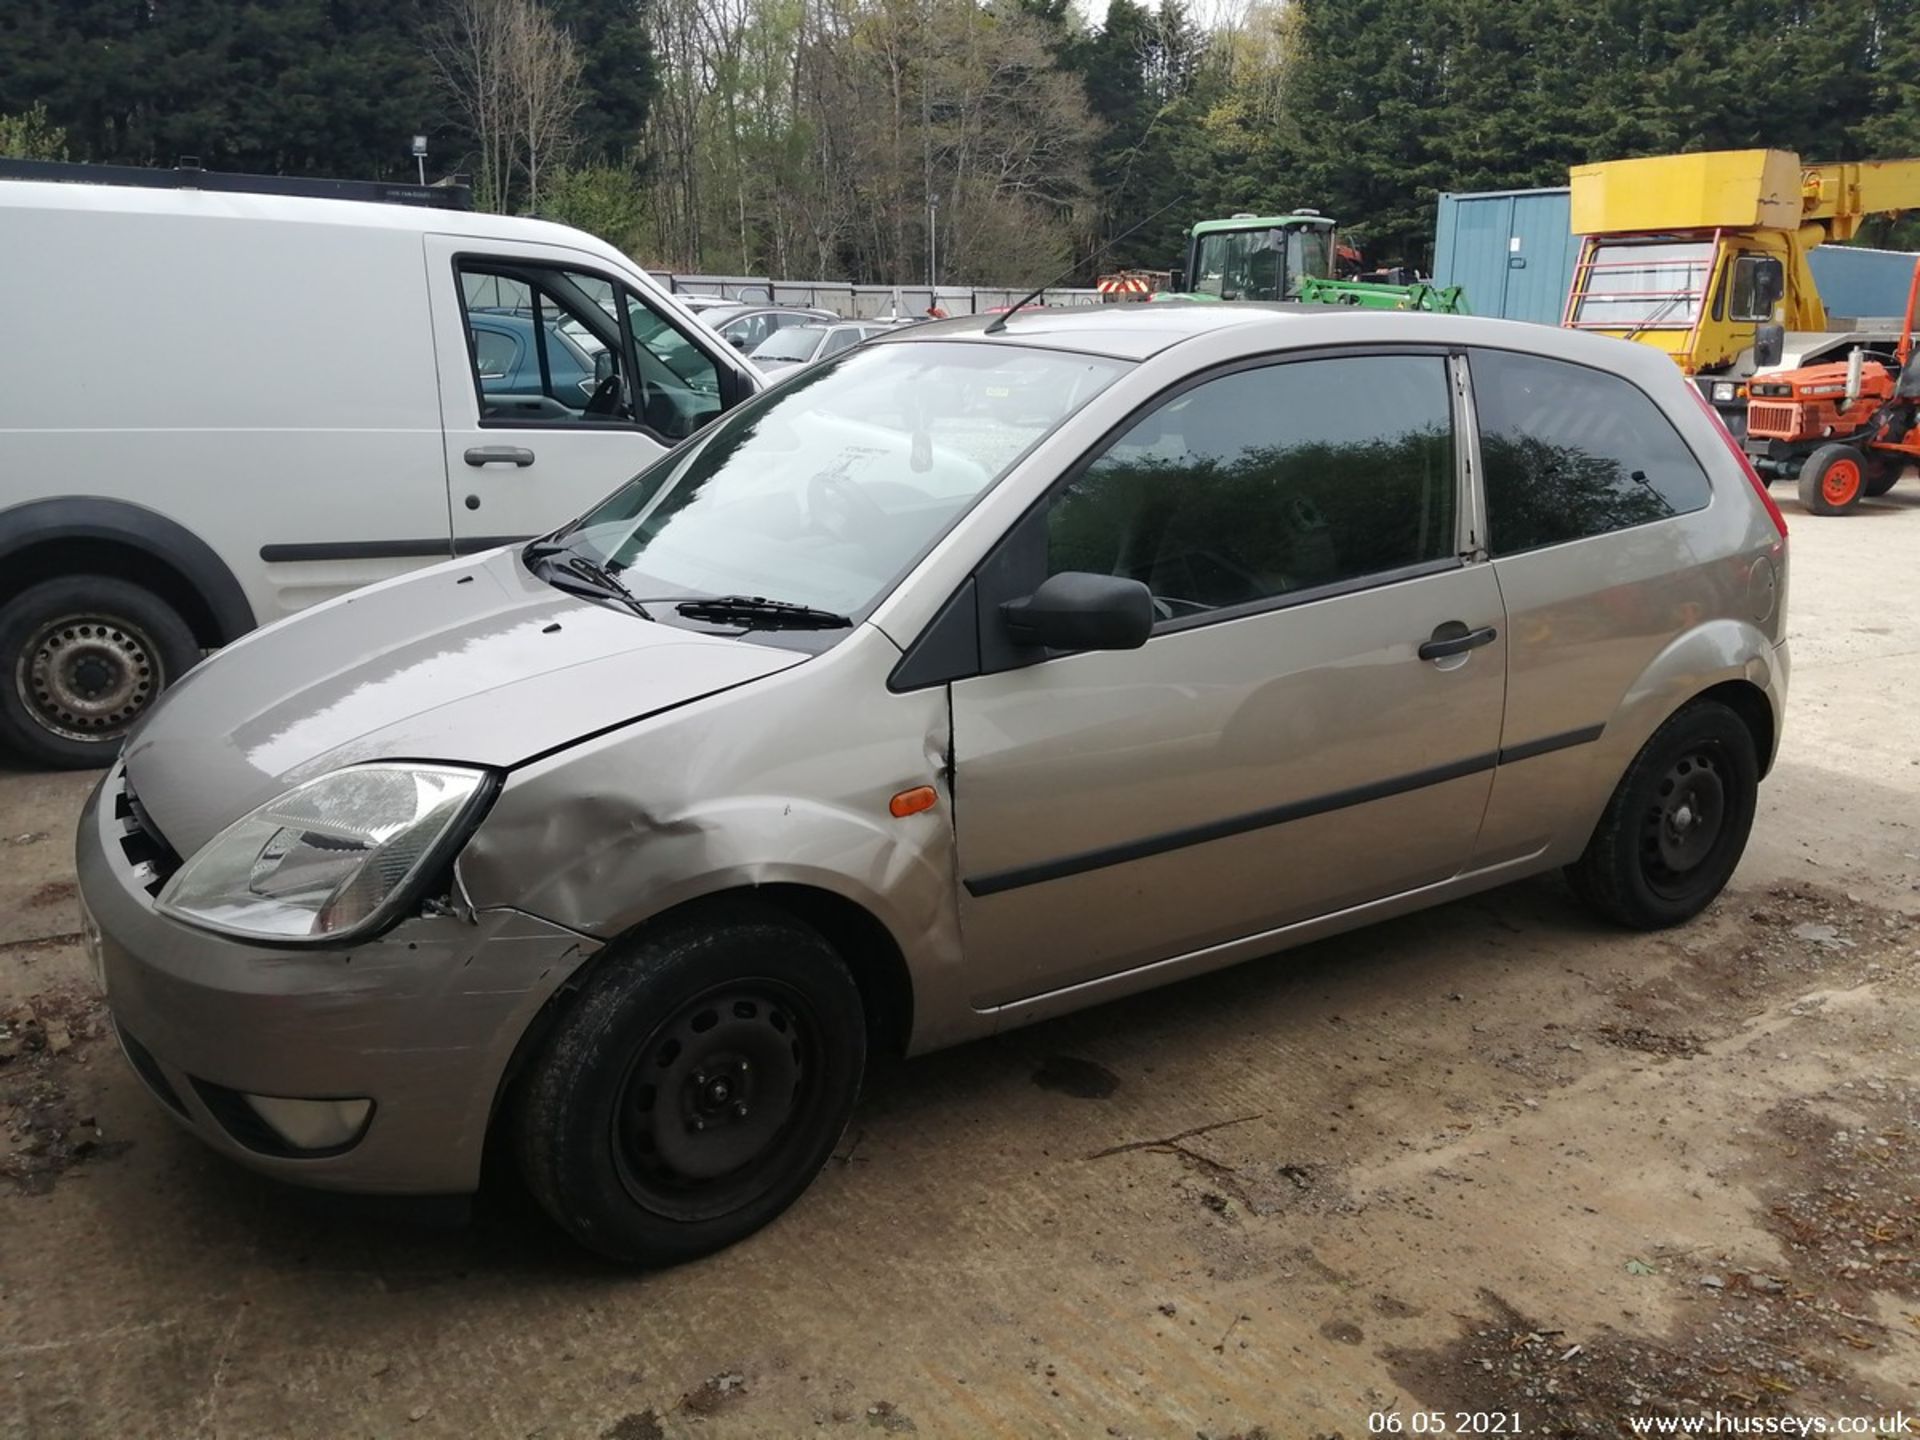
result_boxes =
[1470,350,1711,557]
[1047,354,1456,618]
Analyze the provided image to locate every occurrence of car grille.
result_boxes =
[1746,402,1801,438]
[111,770,183,896]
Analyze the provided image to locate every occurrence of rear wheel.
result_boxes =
[0,576,201,770]
[1864,457,1903,497]
[1565,700,1759,930]
[1798,442,1868,515]
[513,903,866,1265]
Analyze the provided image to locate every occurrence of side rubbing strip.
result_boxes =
[1497,724,1605,765]
[962,724,1605,899]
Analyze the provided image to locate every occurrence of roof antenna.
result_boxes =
[983,195,1190,335]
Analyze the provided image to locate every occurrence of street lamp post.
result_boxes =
[928,193,939,290]
[411,134,429,187]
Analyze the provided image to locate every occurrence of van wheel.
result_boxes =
[0,577,201,770]
[1565,700,1759,930]
[1798,443,1869,514]
[513,903,866,1265]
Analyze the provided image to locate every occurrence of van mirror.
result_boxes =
[593,348,615,384]
[1001,572,1154,652]
[1753,322,1785,369]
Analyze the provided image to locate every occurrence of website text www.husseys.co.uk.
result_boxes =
[1627,1415,1914,1436]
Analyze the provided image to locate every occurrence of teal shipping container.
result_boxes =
[1432,188,1581,324]
[1433,186,1918,326]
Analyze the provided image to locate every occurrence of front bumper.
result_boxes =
[75,765,595,1195]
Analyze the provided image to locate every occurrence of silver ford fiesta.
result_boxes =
[76,304,1790,1263]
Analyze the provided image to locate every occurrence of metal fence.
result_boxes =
[657,273,1104,318]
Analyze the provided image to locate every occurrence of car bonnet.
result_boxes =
[121,546,805,854]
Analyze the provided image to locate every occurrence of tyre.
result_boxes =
[1798,442,1868,515]
[0,576,202,770]
[1864,458,1903,497]
[513,902,866,1265]
[1565,699,1759,931]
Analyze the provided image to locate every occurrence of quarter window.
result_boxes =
[1047,355,1457,620]
[1470,349,1712,557]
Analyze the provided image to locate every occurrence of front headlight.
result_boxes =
[156,765,493,943]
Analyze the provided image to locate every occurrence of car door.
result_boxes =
[424,234,746,552]
[948,351,1509,1009]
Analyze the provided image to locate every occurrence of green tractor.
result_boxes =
[1154,211,1468,313]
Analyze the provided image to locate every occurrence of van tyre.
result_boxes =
[0,576,201,770]
[513,903,866,1265]
[1566,700,1759,930]
[1798,442,1869,515]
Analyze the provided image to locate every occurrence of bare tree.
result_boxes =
[428,0,584,213]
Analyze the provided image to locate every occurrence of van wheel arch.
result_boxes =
[0,497,255,648]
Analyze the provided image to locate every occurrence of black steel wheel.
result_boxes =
[1566,699,1760,930]
[611,979,826,1223]
[0,575,201,769]
[513,902,866,1265]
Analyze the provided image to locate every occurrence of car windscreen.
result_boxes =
[752,325,830,362]
[556,341,1130,619]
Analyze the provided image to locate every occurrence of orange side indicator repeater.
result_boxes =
[889,785,939,818]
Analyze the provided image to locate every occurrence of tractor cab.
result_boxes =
[1159,212,1338,303]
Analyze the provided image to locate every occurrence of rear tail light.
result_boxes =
[1688,386,1787,538]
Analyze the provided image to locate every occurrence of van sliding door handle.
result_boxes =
[464,446,536,467]
[1418,623,1498,661]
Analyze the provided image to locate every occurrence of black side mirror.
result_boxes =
[1753,322,1785,369]
[1001,572,1154,652]
[593,349,615,384]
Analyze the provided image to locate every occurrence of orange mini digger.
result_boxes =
[1744,256,1920,514]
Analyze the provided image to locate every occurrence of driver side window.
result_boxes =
[458,263,630,427]
[1046,354,1458,622]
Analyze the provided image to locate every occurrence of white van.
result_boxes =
[0,171,760,767]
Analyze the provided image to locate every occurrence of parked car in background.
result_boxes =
[79,304,1787,1266]
[0,170,759,768]
[696,303,838,354]
[749,320,893,373]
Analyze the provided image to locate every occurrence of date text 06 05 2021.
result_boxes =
[1369,1414,1525,1436]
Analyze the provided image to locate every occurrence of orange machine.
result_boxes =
[1745,257,1920,513]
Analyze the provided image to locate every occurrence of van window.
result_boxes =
[625,294,724,439]
[471,326,519,379]
[1046,355,1457,620]
[1470,349,1712,557]
[459,265,631,426]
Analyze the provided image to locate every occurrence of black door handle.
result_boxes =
[464,445,536,467]
[1418,623,1498,661]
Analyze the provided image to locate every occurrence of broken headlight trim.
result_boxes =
[155,764,495,944]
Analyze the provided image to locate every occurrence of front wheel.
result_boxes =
[1798,442,1869,515]
[1565,700,1759,930]
[0,576,202,769]
[513,903,866,1264]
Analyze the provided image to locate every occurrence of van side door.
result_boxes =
[423,234,754,553]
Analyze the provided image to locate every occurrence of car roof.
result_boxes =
[704,302,830,322]
[871,301,1685,376]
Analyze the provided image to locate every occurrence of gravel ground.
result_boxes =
[2,485,1917,1438]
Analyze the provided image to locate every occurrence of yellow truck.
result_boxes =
[1563,149,1920,433]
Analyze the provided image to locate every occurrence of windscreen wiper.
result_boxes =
[522,539,651,619]
[672,594,853,629]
